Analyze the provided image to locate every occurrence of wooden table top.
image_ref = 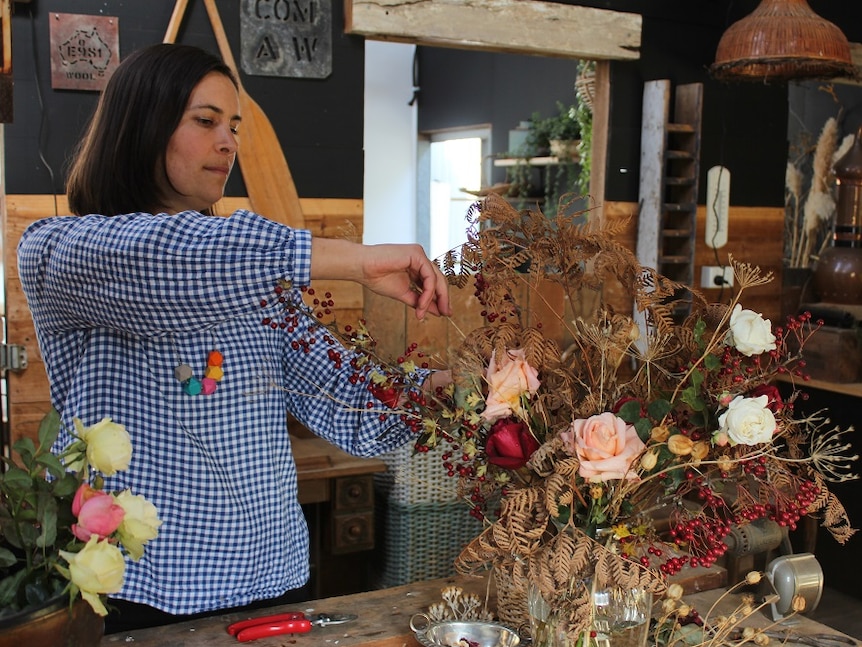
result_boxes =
[101,575,487,647]
[101,572,856,647]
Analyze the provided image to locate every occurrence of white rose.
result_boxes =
[717,395,776,445]
[727,304,776,356]
[75,417,132,476]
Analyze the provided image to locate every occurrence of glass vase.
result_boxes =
[590,580,653,647]
[527,581,652,647]
[526,525,653,647]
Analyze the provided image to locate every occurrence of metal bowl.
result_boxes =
[410,615,521,647]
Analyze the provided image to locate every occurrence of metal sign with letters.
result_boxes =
[241,0,332,79]
[49,12,119,91]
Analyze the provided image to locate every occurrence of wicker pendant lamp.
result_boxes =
[711,0,855,82]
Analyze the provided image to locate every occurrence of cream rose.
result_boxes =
[60,536,126,616]
[115,490,163,561]
[481,349,541,423]
[75,417,132,476]
[717,395,777,446]
[560,412,645,481]
[727,304,776,357]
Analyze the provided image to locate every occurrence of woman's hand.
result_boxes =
[310,238,451,319]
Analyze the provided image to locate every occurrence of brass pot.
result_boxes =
[0,597,104,647]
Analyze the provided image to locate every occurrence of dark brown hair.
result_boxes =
[66,44,237,216]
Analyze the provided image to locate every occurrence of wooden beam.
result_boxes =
[344,0,641,61]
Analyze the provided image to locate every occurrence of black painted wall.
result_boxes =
[418,1,862,207]
[7,0,365,198]
[7,1,862,207]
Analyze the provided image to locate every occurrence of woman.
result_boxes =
[17,43,450,632]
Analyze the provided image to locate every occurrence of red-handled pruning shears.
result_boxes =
[227,611,358,642]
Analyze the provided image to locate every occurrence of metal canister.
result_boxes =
[814,125,862,304]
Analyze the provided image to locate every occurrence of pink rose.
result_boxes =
[72,484,125,542]
[485,418,540,470]
[481,349,541,423]
[560,412,646,481]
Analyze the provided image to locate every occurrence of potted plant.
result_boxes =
[0,411,161,644]
[527,101,581,160]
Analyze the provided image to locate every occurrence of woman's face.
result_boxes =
[157,72,241,214]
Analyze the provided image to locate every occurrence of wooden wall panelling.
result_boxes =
[359,202,783,386]
[605,200,785,324]
[4,195,364,448]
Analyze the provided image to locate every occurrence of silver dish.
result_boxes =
[410,615,521,647]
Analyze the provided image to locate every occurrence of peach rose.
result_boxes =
[560,412,645,481]
[481,349,540,423]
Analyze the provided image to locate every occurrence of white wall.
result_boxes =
[363,42,418,245]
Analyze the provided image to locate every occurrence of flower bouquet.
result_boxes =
[424,195,857,645]
[0,410,161,621]
[275,193,857,646]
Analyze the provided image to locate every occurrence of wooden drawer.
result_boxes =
[329,474,375,554]
[331,510,375,554]
[333,474,374,512]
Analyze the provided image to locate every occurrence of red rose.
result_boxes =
[485,418,540,470]
[748,384,783,413]
[370,384,401,408]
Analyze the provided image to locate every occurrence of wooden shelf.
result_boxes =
[775,373,862,398]
[493,155,579,167]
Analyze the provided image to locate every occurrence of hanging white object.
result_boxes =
[705,165,730,249]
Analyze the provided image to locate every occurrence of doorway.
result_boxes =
[418,127,490,260]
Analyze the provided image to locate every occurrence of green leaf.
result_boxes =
[693,319,707,346]
[51,472,80,498]
[634,418,653,441]
[0,569,27,609]
[703,353,721,371]
[616,399,642,423]
[0,466,33,493]
[689,411,707,428]
[0,546,17,568]
[10,438,36,471]
[647,398,672,420]
[36,453,66,480]
[35,492,58,549]
[37,407,62,452]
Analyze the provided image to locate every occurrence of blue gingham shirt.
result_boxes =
[17,210,416,614]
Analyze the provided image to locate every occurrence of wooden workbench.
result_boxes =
[100,571,856,647]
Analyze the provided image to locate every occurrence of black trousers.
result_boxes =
[104,583,313,635]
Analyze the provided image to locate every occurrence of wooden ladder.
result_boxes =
[636,79,704,317]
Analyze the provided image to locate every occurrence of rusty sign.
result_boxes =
[49,13,119,91]
[240,0,332,79]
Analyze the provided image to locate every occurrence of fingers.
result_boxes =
[413,254,450,320]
